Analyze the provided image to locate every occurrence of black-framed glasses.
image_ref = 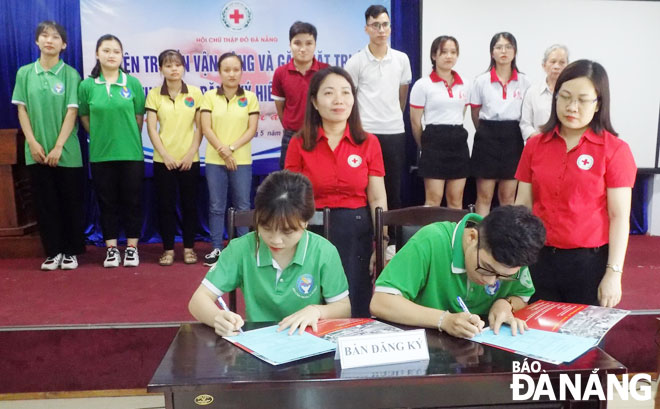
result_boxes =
[475,234,520,281]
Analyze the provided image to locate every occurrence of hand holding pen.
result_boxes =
[215,296,244,336]
[445,296,484,339]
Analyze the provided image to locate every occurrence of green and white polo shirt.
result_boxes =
[375,214,535,315]
[202,230,349,322]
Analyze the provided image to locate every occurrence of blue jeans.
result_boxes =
[205,164,252,249]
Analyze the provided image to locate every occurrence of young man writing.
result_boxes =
[344,5,411,210]
[370,205,546,339]
[272,21,329,169]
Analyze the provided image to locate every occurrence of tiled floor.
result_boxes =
[0,380,656,408]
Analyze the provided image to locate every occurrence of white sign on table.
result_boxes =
[337,329,429,369]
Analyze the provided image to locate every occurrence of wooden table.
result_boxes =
[147,316,659,409]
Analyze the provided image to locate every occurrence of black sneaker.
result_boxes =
[204,248,221,266]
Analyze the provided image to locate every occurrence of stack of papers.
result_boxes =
[472,328,599,364]
[224,325,336,365]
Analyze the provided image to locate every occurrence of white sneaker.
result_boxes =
[41,253,63,271]
[104,247,120,268]
[204,248,221,266]
[60,255,78,270]
[123,246,139,267]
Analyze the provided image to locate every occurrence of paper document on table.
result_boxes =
[224,325,336,365]
[472,328,598,364]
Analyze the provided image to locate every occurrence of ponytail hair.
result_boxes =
[90,34,124,78]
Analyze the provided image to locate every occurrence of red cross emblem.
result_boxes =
[576,154,594,170]
[347,154,362,168]
[229,9,244,24]
[222,2,252,31]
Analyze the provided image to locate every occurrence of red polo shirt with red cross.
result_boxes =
[272,58,329,131]
[515,126,636,249]
[284,125,385,209]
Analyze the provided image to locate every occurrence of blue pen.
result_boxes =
[458,296,484,334]
[456,296,470,314]
[218,296,244,333]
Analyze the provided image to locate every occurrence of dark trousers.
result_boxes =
[153,162,199,249]
[529,245,609,306]
[90,161,144,240]
[326,207,373,318]
[279,129,296,169]
[28,164,86,257]
[374,132,405,210]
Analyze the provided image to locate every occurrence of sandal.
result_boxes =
[184,249,198,264]
[159,251,174,266]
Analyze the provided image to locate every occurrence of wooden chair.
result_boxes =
[225,207,331,310]
[374,205,474,278]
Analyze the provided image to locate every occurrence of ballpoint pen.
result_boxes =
[218,296,243,333]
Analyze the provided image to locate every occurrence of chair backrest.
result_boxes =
[224,207,331,310]
[374,205,472,278]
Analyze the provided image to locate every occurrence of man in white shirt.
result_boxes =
[345,4,412,211]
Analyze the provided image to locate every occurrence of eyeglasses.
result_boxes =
[493,44,514,51]
[475,234,520,281]
[367,21,390,31]
[556,93,599,109]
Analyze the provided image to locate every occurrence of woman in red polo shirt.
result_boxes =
[515,60,636,307]
[285,66,388,318]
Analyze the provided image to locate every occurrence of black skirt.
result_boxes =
[470,119,523,179]
[418,124,470,179]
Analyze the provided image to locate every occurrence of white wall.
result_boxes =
[420,0,660,169]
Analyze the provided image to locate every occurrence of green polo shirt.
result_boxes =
[78,71,145,162]
[202,230,349,322]
[375,214,535,315]
[12,59,82,167]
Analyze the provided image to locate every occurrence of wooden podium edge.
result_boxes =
[0,221,38,237]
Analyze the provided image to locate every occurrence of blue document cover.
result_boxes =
[472,328,598,364]
[224,325,336,365]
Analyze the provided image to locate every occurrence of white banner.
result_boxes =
[80,0,389,174]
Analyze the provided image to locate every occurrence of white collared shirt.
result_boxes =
[520,80,553,140]
[345,45,412,134]
[409,71,470,126]
[470,68,530,121]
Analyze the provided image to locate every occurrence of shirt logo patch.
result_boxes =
[520,268,533,289]
[237,97,248,107]
[347,154,362,168]
[513,89,522,99]
[52,82,64,95]
[295,274,315,298]
[576,154,594,170]
[119,87,132,99]
[184,96,195,107]
[484,280,500,296]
